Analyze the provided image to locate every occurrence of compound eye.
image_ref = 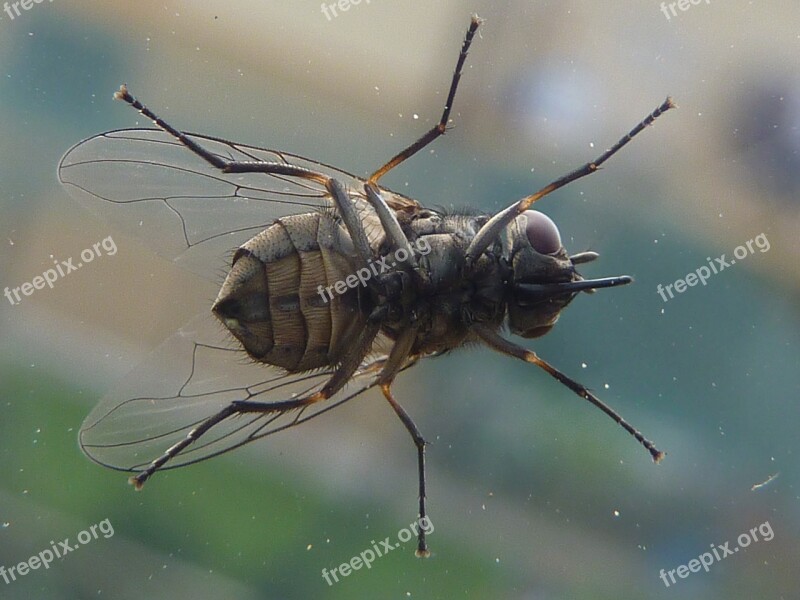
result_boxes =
[524,210,561,255]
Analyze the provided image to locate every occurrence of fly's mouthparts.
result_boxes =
[569,251,600,265]
[516,275,633,298]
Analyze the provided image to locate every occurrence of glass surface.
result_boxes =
[1,2,797,598]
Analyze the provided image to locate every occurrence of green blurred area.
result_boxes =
[1,2,799,599]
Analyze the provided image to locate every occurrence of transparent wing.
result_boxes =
[63,126,420,472]
[57,128,421,280]
[80,313,414,472]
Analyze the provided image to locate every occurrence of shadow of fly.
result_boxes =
[58,15,672,557]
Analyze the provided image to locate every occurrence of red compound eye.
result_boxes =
[524,210,561,255]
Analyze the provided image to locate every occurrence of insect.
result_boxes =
[58,15,672,557]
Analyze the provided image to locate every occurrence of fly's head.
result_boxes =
[503,210,631,338]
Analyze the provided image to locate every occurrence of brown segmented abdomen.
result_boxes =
[212,212,370,372]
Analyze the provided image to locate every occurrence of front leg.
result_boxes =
[363,182,418,270]
[473,324,665,463]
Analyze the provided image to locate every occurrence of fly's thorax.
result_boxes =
[407,212,489,288]
[414,233,467,289]
[406,210,486,236]
[212,213,368,372]
[503,210,578,338]
[388,213,505,349]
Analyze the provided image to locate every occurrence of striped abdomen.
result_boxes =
[212,212,370,372]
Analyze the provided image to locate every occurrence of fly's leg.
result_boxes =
[326,178,376,266]
[114,85,330,183]
[115,15,482,189]
[473,324,665,463]
[116,85,380,270]
[363,182,419,271]
[381,382,431,557]
[130,312,385,490]
[466,97,676,264]
[313,314,383,400]
[368,15,482,185]
[128,392,341,490]
[376,325,431,557]
[128,402,238,489]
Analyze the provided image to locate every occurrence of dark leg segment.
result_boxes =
[368,15,482,184]
[114,84,329,184]
[381,382,431,557]
[130,390,335,490]
[130,314,384,489]
[116,84,387,273]
[129,403,238,489]
[473,324,665,463]
[364,182,418,270]
[327,178,376,267]
[466,97,676,264]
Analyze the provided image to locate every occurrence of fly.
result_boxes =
[58,15,673,557]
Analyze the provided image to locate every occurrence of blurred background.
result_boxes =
[1,1,798,598]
